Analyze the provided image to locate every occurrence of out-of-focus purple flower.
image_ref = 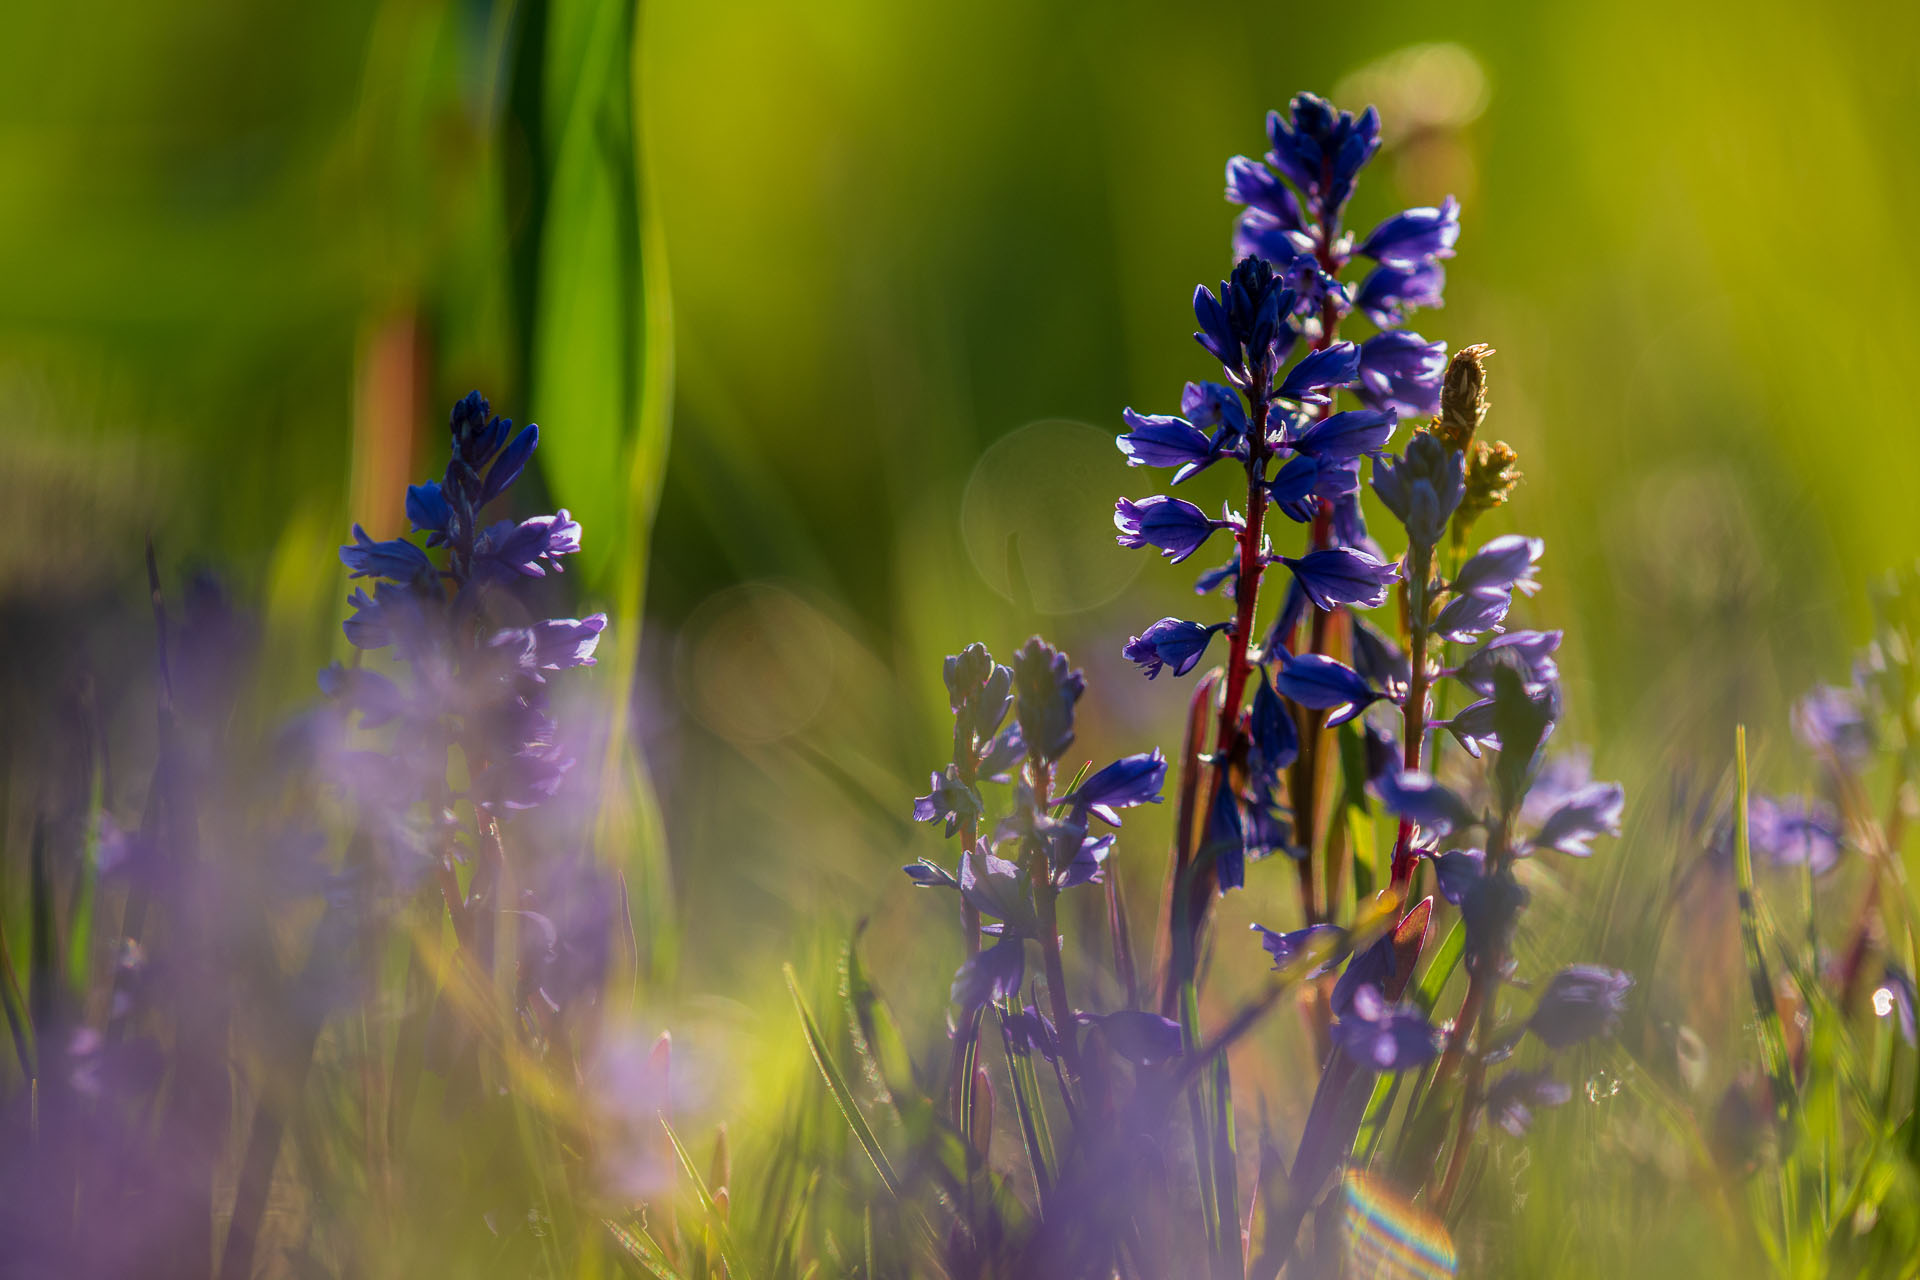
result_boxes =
[406,481,453,539]
[1358,197,1461,270]
[1454,534,1544,598]
[472,510,584,582]
[1527,965,1631,1049]
[1286,408,1398,460]
[1354,262,1446,328]
[316,663,407,729]
[1276,653,1379,726]
[1280,546,1398,611]
[1484,1070,1573,1137]
[1012,636,1085,761]
[1875,966,1917,1046]
[1252,922,1344,976]
[1055,833,1114,889]
[1350,615,1410,704]
[1436,698,1500,758]
[902,858,960,889]
[1747,795,1843,874]
[953,934,1026,1010]
[1424,848,1486,906]
[1123,618,1228,680]
[1354,332,1446,419]
[1431,588,1513,643]
[1373,770,1478,836]
[1453,630,1562,698]
[1519,749,1593,827]
[1064,750,1168,827]
[1794,684,1873,765]
[914,765,983,837]
[1373,431,1464,550]
[1080,1010,1185,1066]
[1001,1005,1060,1059]
[1528,782,1625,857]
[1277,342,1362,405]
[1462,865,1528,971]
[1114,495,1228,564]
[1332,985,1442,1070]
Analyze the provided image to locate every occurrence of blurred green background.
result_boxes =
[4,0,1920,1266]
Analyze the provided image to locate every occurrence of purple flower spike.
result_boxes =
[1280,546,1398,611]
[1123,618,1228,680]
[1527,965,1631,1049]
[1358,197,1461,270]
[1332,985,1442,1070]
[1529,781,1625,856]
[1252,922,1344,976]
[1114,495,1227,564]
[1064,750,1168,826]
[1275,652,1378,726]
[1485,1070,1573,1137]
[1354,331,1447,419]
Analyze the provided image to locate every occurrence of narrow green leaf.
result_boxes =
[660,1117,754,1280]
[785,964,903,1198]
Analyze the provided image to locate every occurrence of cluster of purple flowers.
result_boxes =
[907,638,1171,1072]
[321,392,615,1016]
[1104,93,1634,1255]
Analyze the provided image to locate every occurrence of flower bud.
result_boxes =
[1435,343,1494,450]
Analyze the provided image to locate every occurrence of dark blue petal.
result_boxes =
[1276,653,1379,726]
[340,525,435,581]
[1065,750,1168,827]
[1118,411,1216,471]
[1114,495,1223,564]
[1123,618,1226,680]
[479,424,540,507]
[1354,332,1446,419]
[1358,198,1462,270]
[1287,408,1398,460]
[1281,546,1398,611]
[1278,342,1362,403]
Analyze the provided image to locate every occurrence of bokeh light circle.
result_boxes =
[960,418,1141,614]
